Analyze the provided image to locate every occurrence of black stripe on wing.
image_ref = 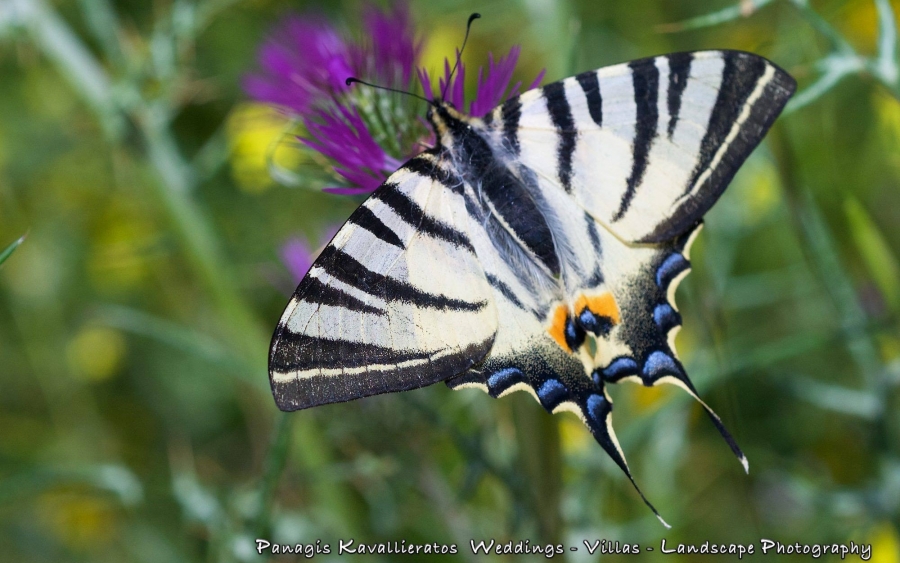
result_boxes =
[643,52,796,242]
[476,166,562,277]
[485,273,531,313]
[348,205,404,249]
[317,245,488,312]
[687,52,767,192]
[371,182,475,253]
[613,58,660,222]
[575,70,603,127]
[270,331,430,372]
[666,52,693,139]
[543,82,577,192]
[402,156,462,193]
[272,335,493,411]
[302,276,386,316]
[501,96,522,154]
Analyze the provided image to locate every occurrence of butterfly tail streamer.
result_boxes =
[583,392,671,528]
[645,365,750,473]
[703,406,750,473]
[683,379,750,473]
[656,365,750,473]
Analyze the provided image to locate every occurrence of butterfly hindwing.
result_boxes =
[269,154,497,411]
[444,211,701,526]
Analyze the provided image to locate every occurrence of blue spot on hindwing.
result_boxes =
[602,357,640,382]
[564,317,586,351]
[486,367,525,394]
[642,351,682,379]
[586,394,609,423]
[577,308,614,336]
[656,253,689,288]
[653,303,682,333]
[537,379,568,408]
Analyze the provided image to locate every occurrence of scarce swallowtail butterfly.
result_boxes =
[269,49,796,524]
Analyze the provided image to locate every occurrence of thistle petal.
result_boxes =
[246,3,542,194]
[244,15,354,115]
[358,1,422,86]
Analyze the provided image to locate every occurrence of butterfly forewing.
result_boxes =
[495,50,796,244]
[269,155,497,411]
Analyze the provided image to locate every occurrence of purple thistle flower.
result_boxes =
[419,45,546,117]
[246,2,543,194]
[243,16,355,115]
[279,237,315,282]
[280,226,340,282]
[302,105,402,195]
[353,3,421,87]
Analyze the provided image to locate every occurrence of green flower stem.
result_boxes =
[872,0,900,94]
[656,0,775,33]
[510,395,562,543]
[138,109,269,369]
[6,0,123,138]
[788,0,855,56]
[9,0,266,367]
[254,412,292,537]
[76,0,125,66]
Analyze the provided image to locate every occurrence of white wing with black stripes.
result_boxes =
[269,156,497,411]
[484,50,795,243]
[269,49,795,523]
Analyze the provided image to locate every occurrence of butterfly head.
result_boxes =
[426,100,471,147]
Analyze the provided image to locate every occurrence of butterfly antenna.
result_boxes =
[441,12,481,101]
[345,77,435,106]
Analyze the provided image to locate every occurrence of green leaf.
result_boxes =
[792,376,883,419]
[0,234,25,267]
[845,197,900,313]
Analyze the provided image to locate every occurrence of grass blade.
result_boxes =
[0,234,25,266]
[657,0,774,33]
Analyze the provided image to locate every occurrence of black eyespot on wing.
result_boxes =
[577,308,614,336]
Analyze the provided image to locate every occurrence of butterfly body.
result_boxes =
[269,50,795,521]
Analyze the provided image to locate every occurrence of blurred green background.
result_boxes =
[2,0,900,561]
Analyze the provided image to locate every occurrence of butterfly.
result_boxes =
[268,50,796,524]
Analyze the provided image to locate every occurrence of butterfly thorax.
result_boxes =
[426,101,563,287]
[425,102,472,149]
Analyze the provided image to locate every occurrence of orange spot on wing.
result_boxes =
[547,304,571,352]
[574,292,621,324]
